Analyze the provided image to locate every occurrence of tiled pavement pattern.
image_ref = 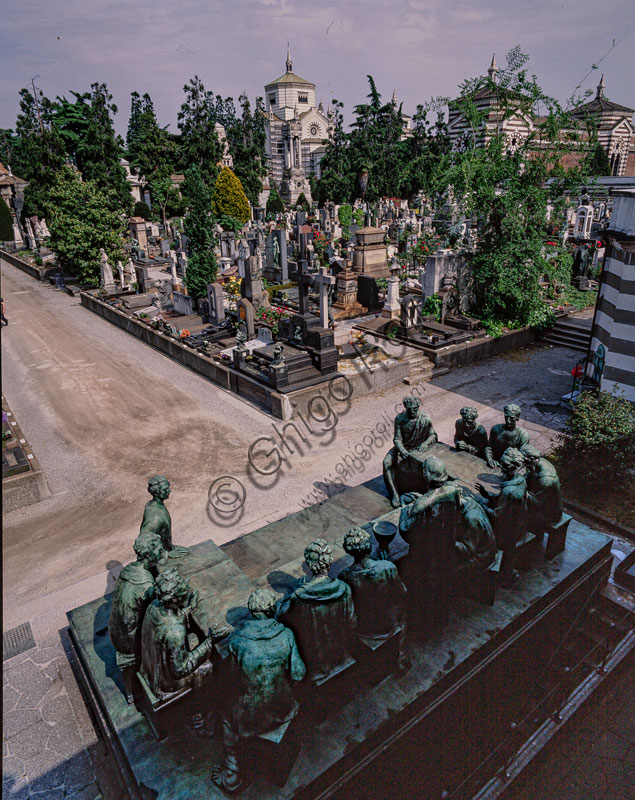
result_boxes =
[3,631,122,800]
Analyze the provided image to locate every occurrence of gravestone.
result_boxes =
[243,255,269,309]
[256,324,274,345]
[236,297,256,339]
[220,232,236,259]
[357,275,381,311]
[314,266,336,329]
[401,294,420,329]
[172,292,194,316]
[265,230,288,283]
[207,283,225,324]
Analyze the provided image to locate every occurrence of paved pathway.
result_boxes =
[2,257,631,799]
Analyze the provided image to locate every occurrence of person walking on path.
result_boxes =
[1,297,7,326]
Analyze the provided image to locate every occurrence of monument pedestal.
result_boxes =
[67,452,622,800]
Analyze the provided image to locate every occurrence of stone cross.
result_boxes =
[314,266,335,328]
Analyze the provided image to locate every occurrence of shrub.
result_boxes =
[296,192,309,212]
[211,167,250,224]
[133,200,151,220]
[266,185,285,215]
[553,386,635,493]
[0,198,13,240]
[338,204,352,228]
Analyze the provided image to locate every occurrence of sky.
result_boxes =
[1,0,633,137]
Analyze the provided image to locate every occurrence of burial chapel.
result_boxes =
[264,47,331,205]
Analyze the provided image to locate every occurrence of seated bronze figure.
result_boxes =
[485,405,530,469]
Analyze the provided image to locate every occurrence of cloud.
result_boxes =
[0,0,632,136]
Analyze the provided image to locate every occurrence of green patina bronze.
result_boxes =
[383,396,438,507]
[140,475,189,558]
[277,539,355,682]
[485,404,530,469]
[521,444,564,535]
[339,528,406,640]
[454,406,488,459]
[212,588,306,793]
[477,447,529,587]
[108,534,166,659]
[139,567,228,698]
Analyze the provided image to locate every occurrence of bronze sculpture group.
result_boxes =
[107,397,565,794]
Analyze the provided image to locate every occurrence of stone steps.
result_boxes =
[543,318,592,351]
[403,352,435,385]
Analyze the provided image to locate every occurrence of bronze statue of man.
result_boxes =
[383,396,438,507]
[521,444,563,537]
[339,528,407,640]
[212,588,306,794]
[399,457,463,631]
[456,495,498,572]
[140,567,229,699]
[485,404,530,469]
[277,539,355,682]
[139,475,188,557]
[108,534,166,659]
[476,448,528,588]
[454,406,488,459]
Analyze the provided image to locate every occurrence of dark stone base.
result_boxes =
[67,462,613,800]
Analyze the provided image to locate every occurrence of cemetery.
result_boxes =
[66,401,633,799]
[2,40,634,800]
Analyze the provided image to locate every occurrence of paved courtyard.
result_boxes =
[2,258,633,799]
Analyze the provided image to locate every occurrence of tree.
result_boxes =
[318,100,354,203]
[296,192,309,212]
[266,184,285,214]
[148,172,184,232]
[46,167,126,285]
[223,93,268,206]
[178,76,223,187]
[401,104,451,199]
[76,83,132,213]
[11,86,67,218]
[211,167,250,224]
[588,142,611,176]
[441,46,592,329]
[51,92,91,167]
[182,165,217,298]
[133,200,151,219]
[0,199,13,240]
[126,92,178,181]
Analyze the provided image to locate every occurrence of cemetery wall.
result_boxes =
[429,325,538,368]
[0,248,52,281]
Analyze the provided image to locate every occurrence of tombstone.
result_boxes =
[357,275,381,311]
[220,232,236,259]
[24,217,36,250]
[256,324,274,345]
[129,218,148,252]
[243,254,269,308]
[100,249,115,292]
[39,218,50,239]
[296,210,306,227]
[314,267,336,329]
[172,291,194,316]
[12,223,23,248]
[125,258,137,289]
[150,223,160,237]
[237,238,248,279]
[236,298,256,339]
[400,294,420,329]
[160,239,170,256]
[179,252,188,281]
[117,260,125,287]
[207,283,225,324]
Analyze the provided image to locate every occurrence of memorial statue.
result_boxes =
[277,539,355,682]
[476,448,528,588]
[456,495,497,572]
[272,236,280,268]
[108,534,166,658]
[521,444,563,537]
[399,457,462,630]
[454,406,488,459]
[212,589,306,794]
[139,475,189,558]
[271,342,285,368]
[140,567,229,699]
[484,404,530,469]
[125,257,136,288]
[339,528,406,641]
[99,248,115,290]
[383,396,438,507]
[234,329,247,352]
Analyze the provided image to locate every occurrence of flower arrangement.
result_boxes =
[256,306,291,335]
[180,329,190,339]
[225,276,241,300]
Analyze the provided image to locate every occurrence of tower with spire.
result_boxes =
[263,48,331,205]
